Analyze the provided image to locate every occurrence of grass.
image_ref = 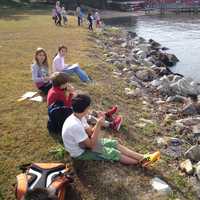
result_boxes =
[0,5,197,200]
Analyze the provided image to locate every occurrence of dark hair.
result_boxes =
[24,188,58,200]
[50,72,69,87]
[72,94,91,113]
[58,45,67,52]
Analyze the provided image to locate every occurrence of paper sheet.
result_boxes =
[30,96,43,102]
[67,63,79,70]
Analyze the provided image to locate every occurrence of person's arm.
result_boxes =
[65,84,75,107]
[53,57,63,72]
[80,116,104,149]
[31,64,44,83]
[65,93,73,107]
[85,127,94,137]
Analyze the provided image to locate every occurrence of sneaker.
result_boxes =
[110,116,122,131]
[106,105,118,118]
[141,151,160,167]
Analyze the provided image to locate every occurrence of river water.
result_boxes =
[104,14,200,82]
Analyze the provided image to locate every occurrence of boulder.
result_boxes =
[193,126,200,144]
[179,159,194,175]
[176,117,200,126]
[156,136,181,147]
[121,42,127,48]
[172,75,183,82]
[149,39,161,49]
[151,177,172,195]
[136,68,157,82]
[185,145,200,162]
[151,79,162,87]
[166,95,186,103]
[166,53,179,64]
[138,43,151,52]
[182,103,199,116]
[125,87,142,98]
[170,78,199,96]
[128,31,137,38]
[136,50,147,59]
[161,47,169,51]
[143,58,154,67]
[195,162,200,180]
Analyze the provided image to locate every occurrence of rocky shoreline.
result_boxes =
[94,26,200,197]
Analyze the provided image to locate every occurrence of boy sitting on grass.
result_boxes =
[62,94,160,166]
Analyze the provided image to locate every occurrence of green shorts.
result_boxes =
[76,138,120,161]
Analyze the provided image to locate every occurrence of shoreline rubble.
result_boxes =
[94,26,200,196]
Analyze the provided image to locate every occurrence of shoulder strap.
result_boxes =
[16,174,28,200]
[49,174,73,200]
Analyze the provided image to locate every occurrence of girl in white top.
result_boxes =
[52,45,90,82]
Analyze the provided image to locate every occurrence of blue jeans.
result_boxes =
[62,65,90,82]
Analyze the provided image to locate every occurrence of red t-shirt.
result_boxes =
[47,86,73,108]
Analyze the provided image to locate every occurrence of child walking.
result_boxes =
[52,45,90,82]
[31,48,52,95]
[87,13,93,31]
[52,8,57,25]
[94,9,101,28]
[55,1,62,26]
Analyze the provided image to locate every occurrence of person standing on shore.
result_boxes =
[94,9,101,28]
[61,6,67,25]
[76,5,81,26]
[52,7,57,25]
[55,1,62,26]
[87,13,93,31]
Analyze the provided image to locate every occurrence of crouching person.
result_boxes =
[47,72,74,134]
[62,94,160,167]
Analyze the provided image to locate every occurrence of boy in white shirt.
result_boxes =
[62,94,160,166]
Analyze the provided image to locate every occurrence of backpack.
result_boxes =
[47,101,73,134]
[16,163,73,200]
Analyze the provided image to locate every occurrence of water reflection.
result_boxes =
[104,14,200,81]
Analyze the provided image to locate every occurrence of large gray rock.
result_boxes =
[182,103,199,116]
[166,95,187,103]
[176,117,200,126]
[151,177,172,195]
[185,145,200,162]
[138,43,151,52]
[195,162,200,180]
[136,68,157,82]
[171,78,199,96]
[136,50,147,59]
[128,31,137,38]
[142,58,154,67]
[166,53,179,64]
[151,79,162,87]
[125,87,142,98]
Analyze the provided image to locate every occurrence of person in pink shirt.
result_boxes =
[52,45,91,82]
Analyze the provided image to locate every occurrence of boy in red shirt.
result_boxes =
[47,72,122,133]
[47,72,74,107]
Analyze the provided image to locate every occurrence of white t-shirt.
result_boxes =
[62,114,89,157]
